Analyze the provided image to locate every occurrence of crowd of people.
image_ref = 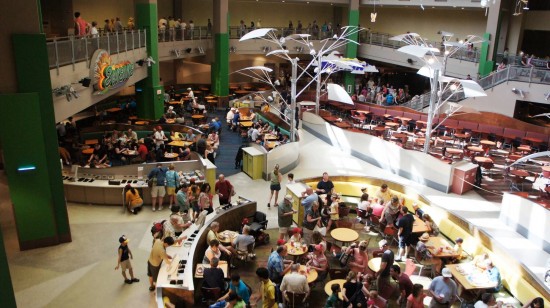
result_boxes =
[72,11,135,38]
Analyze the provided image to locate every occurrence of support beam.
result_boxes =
[212,0,230,99]
[344,0,360,94]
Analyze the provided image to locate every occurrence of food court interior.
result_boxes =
[0,0,549,307]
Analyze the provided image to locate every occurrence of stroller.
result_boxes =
[241,211,270,245]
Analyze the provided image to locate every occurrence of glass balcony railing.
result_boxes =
[46,30,147,70]
[478,65,550,89]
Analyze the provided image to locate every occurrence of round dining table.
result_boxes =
[330,228,358,244]
[324,279,345,300]
[286,265,318,284]
[368,257,399,272]
[285,242,308,257]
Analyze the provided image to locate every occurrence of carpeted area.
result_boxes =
[211,109,248,178]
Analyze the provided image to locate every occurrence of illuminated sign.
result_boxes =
[90,49,134,94]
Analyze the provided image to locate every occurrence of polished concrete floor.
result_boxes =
[1,129,549,307]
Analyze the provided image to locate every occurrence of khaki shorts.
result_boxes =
[151,186,166,198]
[166,187,176,195]
[120,259,132,271]
[279,227,289,235]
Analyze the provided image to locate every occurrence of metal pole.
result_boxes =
[423,68,439,154]
[315,71,321,115]
[290,58,298,142]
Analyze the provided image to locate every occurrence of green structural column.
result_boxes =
[212,0,230,98]
[135,0,164,120]
[344,0,360,94]
[0,227,16,308]
[4,34,71,250]
[478,33,494,77]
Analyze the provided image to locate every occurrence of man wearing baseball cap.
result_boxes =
[428,268,458,307]
[115,235,139,284]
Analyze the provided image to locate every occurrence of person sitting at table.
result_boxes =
[206,222,234,258]
[169,130,182,141]
[452,238,465,262]
[307,244,328,282]
[226,108,236,129]
[177,145,191,161]
[325,283,342,308]
[184,128,196,143]
[415,233,443,276]
[346,240,369,274]
[126,128,138,142]
[217,273,251,306]
[289,227,302,243]
[209,118,221,133]
[203,257,227,292]
[268,245,294,284]
[407,284,426,308]
[87,143,108,167]
[280,263,310,301]
[474,293,501,308]
[233,225,256,259]
[422,213,440,236]
[280,134,289,144]
[412,202,424,219]
[203,239,223,265]
[248,124,261,143]
[112,140,129,166]
[302,201,322,244]
[484,259,502,293]
[124,184,143,214]
[208,131,220,151]
[472,252,490,270]
[249,110,256,122]
[166,106,176,119]
[231,111,240,132]
[522,297,544,308]
[311,230,327,253]
[192,98,206,114]
[375,183,392,204]
[381,196,401,227]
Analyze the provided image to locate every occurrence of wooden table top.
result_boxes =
[517,146,531,152]
[195,262,229,278]
[324,279,345,300]
[356,110,370,114]
[410,275,432,290]
[122,150,138,156]
[438,136,454,141]
[480,140,496,146]
[330,228,358,243]
[374,126,387,131]
[166,119,176,124]
[264,134,278,141]
[205,96,216,100]
[445,264,497,290]
[368,257,398,272]
[199,87,209,91]
[168,140,193,147]
[467,146,484,152]
[164,153,179,159]
[207,100,217,103]
[523,137,542,143]
[322,116,339,122]
[105,107,121,113]
[385,122,399,127]
[240,121,253,127]
[510,169,529,178]
[412,215,429,234]
[454,133,469,139]
[416,120,427,124]
[286,265,317,283]
[392,133,408,139]
[446,148,463,154]
[135,121,149,125]
[191,115,205,119]
[128,116,138,120]
[168,101,182,105]
[82,148,94,155]
[285,242,308,256]
[218,230,238,245]
[474,156,494,163]
[234,90,250,95]
[334,122,352,129]
[266,141,280,149]
[85,139,99,145]
[426,236,459,258]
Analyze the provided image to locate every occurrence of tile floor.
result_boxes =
[0,129,548,307]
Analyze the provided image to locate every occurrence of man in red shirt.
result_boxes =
[390,264,413,305]
[73,12,89,37]
[134,138,148,163]
[215,174,234,205]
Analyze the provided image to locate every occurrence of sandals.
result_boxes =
[149,286,155,291]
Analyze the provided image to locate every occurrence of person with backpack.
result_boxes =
[148,163,168,211]
[165,164,179,209]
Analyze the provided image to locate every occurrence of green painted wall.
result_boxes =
[344,9,359,94]
[136,2,164,120]
[11,34,71,248]
[212,33,230,97]
[0,227,16,308]
[478,32,494,77]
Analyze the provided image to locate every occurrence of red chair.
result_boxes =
[373,295,387,308]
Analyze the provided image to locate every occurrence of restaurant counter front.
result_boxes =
[63,159,216,205]
[155,197,257,307]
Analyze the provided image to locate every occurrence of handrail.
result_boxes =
[46,29,147,71]
[478,65,550,90]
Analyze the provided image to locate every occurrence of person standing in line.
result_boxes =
[165,164,179,208]
[278,195,296,240]
[148,163,168,211]
[115,235,140,284]
[73,12,89,37]
[267,164,282,208]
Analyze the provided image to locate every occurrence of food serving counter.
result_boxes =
[155,197,257,307]
[63,158,216,205]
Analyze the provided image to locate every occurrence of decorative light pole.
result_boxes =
[236,26,366,141]
[390,32,486,153]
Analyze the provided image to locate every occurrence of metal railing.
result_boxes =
[157,26,212,42]
[495,53,549,68]
[46,30,147,71]
[478,65,550,90]
[402,93,430,111]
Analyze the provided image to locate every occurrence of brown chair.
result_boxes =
[329,268,348,280]
[201,287,222,306]
[283,291,308,308]
[382,226,398,246]
[338,206,351,221]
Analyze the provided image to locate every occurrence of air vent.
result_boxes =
[434,0,448,2]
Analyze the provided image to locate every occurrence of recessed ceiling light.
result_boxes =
[461,7,464,9]
[432,6,435,9]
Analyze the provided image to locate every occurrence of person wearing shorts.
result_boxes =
[115,235,139,284]
[148,237,174,291]
[267,164,282,208]
[395,207,414,262]
[165,164,179,208]
[278,195,295,240]
[148,163,167,211]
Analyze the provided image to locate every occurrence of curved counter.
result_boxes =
[155,199,257,307]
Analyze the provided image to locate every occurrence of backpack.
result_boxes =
[151,219,166,238]
[339,246,355,267]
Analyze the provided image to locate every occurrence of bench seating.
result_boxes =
[300,177,550,305]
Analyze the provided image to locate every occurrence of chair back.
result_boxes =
[285,291,308,308]
[357,209,367,219]
[201,287,221,302]
[329,268,348,280]
[338,206,350,218]
[373,295,387,308]
[337,220,352,228]
[404,259,417,276]
[383,226,396,236]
